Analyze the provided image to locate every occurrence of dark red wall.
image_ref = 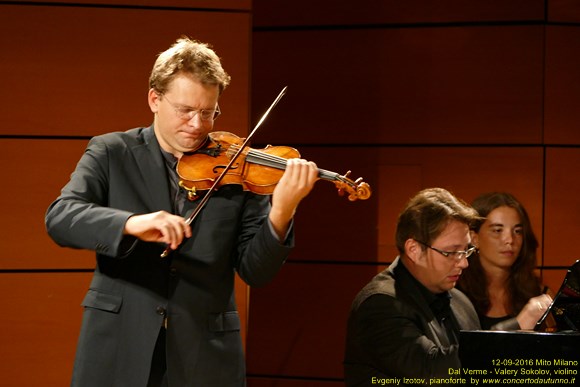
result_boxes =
[247,1,580,385]
[2,1,580,386]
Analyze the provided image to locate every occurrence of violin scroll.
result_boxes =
[334,170,372,201]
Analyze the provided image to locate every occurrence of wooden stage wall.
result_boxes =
[248,1,580,386]
[2,1,580,386]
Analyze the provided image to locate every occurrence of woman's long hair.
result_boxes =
[457,192,542,317]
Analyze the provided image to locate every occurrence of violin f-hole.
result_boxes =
[213,164,239,174]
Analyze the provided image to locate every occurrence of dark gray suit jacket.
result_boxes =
[46,126,293,386]
[344,257,480,386]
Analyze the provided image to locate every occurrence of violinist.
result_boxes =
[45,36,318,387]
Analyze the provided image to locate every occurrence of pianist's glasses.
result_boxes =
[415,240,476,261]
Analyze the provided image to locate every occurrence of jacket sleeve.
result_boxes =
[233,192,294,287]
[45,136,135,257]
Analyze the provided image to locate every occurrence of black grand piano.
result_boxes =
[459,260,580,386]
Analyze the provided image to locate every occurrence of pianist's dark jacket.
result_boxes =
[344,257,481,386]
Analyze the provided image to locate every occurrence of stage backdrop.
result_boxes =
[247,1,580,386]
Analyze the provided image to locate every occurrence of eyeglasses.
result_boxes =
[162,94,221,122]
[415,240,476,261]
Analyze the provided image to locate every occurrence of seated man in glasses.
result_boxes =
[344,188,481,386]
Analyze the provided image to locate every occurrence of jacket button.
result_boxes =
[156,306,166,316]
[170,267,177,276]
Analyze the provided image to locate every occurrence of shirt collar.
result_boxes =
[159,147,178,170]
[398,259,452,320]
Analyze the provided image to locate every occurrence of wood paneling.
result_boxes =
[376,147,544,261]
[0,4,250,138]
[0,273,91,386]
[544,148,580,267]
[254,0,544,27]
[14,0,250,8]
[274,146,378,263]
[253,26,543,146]
[0,139,94,269]
[541,268,570,297]
[5,0,580,384]
[247,0,580,383]
[284,146,544,263]
[544,26,580,144]
[246,263,378,379]
[377,147,545,261]
[548,0,580,22]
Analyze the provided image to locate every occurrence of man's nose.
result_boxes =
[186,113,203,127]
[457,256,469,269]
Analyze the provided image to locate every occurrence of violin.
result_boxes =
[176,131,372,202]
[160,86,369,258]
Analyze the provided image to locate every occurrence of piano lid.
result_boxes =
[535,259,580,332]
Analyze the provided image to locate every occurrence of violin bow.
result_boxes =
[161,86,288,257]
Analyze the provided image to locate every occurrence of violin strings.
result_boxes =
[246,150,348,183]
[228,144,353,186]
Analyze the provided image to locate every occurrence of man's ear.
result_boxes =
[405,238,422,263]
[148,88,160,113]
[470,230,479,248]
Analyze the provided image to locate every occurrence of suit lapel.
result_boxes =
[392,259,451,347]
[132,126,173,213]
[449,290,472,330]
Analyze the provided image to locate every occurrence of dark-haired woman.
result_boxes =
[457,192,552,330]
